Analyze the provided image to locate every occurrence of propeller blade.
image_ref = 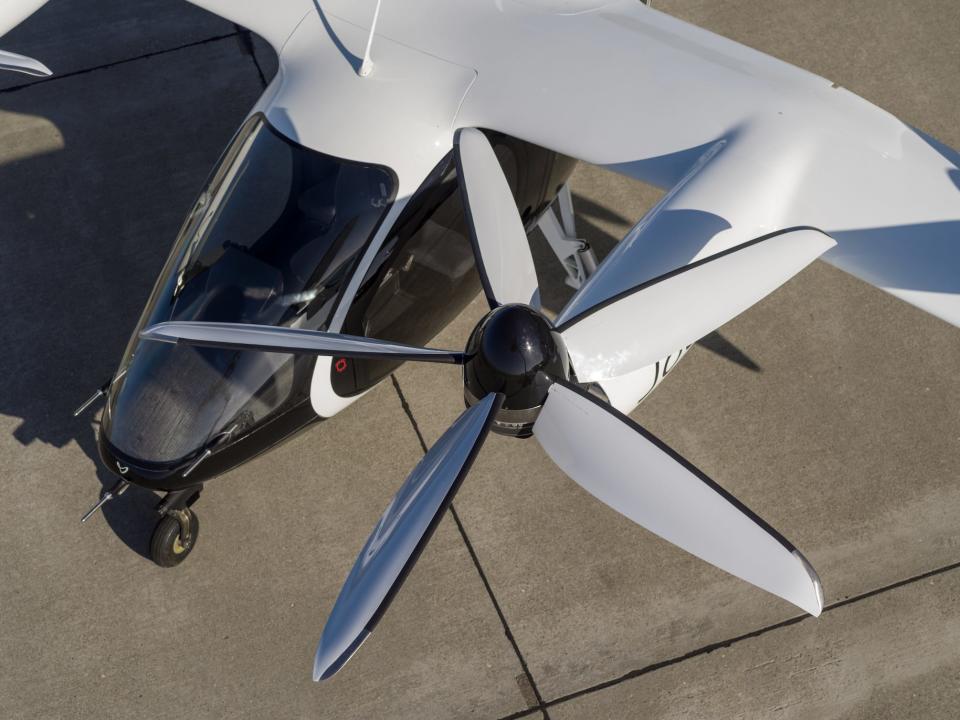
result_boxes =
[455,127,540,310]
[314,392,503,680]
[533,381,824,617]
[140,321,465,364]
[0,49,50,77]
[557,227,836,381]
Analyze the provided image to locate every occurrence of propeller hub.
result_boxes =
[463,304,569,437]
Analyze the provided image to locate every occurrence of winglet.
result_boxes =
[0,48,51,77]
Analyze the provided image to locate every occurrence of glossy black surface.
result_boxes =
[100,114,394,484]
[483,130,579,233]
[98,124,576,486]
[463,305,569,436]
[98,399,321,492]
[331,151,479,396]
[332,135,577,397]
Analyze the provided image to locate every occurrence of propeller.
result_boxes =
[139,127,829,679]
[140,321,465,364]
[455,127,540,310]
[313,392,503,680]
[555,227,836,381]
[534,380,823,616]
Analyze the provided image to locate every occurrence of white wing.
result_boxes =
[320,0,960,329]
[558,228,835,382]
[6,0,958,325]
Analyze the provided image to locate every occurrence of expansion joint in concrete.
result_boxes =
[389,373,550,720]
[0,32,242,94]
[492,558,960,719]
[232,25,268,88]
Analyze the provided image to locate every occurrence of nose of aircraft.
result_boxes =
[98,338,291,488]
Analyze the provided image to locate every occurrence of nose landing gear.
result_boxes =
[150,486,202,567]
[82,479,203,566]
[150,507,200,567]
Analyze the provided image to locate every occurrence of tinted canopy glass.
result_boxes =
[102,115,396,467]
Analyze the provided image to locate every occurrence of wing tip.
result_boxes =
[792,549,825,617]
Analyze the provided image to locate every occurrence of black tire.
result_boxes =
[150,510,199,567]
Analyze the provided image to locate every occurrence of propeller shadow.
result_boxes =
[697,331,761,373]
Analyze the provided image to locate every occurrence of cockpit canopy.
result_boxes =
[101,115,396,467]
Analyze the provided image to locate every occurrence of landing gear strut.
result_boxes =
[537,183,598,290]
[150,487,202,567]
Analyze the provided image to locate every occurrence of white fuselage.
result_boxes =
[203,0,958,420]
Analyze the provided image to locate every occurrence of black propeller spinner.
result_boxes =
[462,304,570,437]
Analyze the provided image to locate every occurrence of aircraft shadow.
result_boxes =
[0,41,266,559]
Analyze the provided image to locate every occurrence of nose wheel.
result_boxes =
[150,507,200,567]
[80,476,203,566]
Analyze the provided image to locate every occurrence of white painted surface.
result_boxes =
[534,382,824,616]
[266,9,475,192]
[313,0,960,328]
[5,0,956,416]
[560,229,835,382]
[457,128,540,309]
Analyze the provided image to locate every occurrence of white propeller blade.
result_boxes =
[456,127,540,310]
[533,381,824,617]
[314,392,503,680]
[558,228,836,382]
[140,321,465,364]
[0,49,50,77]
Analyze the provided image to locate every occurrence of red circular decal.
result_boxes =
[335,358,348,373]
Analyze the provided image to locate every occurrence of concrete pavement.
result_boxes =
[1,2,958,718]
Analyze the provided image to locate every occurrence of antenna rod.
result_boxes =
[359,0,382,78]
